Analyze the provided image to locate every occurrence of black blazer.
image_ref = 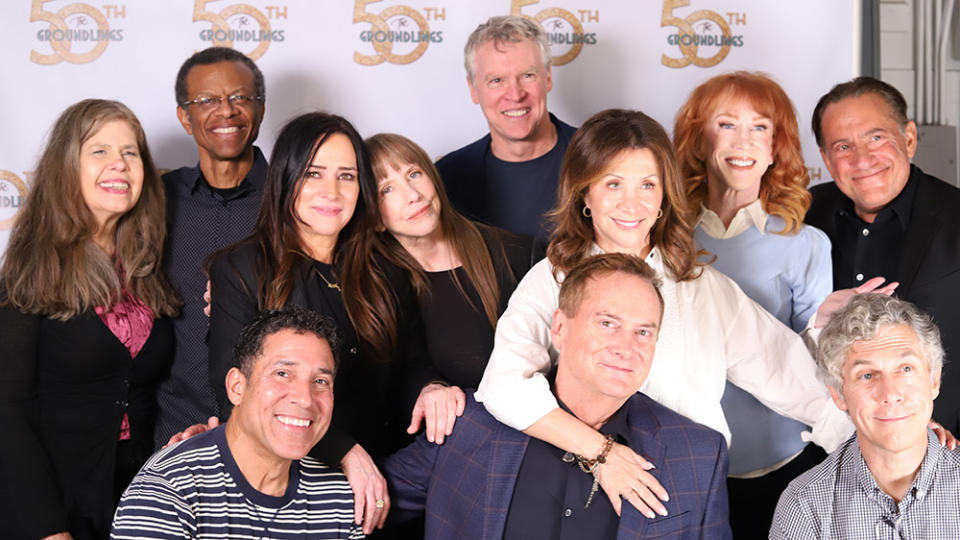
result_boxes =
[806,165,960,433]
[0,306,173,540]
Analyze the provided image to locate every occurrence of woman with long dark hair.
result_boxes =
[207,113,442,535]
[366,134,535,382]
[0,99,180,540]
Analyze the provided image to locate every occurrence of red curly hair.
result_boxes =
[673,71,811,234]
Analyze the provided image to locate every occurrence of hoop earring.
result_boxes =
[582,206,592,218]
[657,209,663,219]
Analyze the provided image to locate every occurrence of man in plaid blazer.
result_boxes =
[383,253,731,539]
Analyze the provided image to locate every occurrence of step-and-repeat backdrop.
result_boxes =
[0,0,858,253]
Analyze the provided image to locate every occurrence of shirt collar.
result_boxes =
[854,429,941,504]
[188,146,268,198]
[697,199,767,239]
[556,396,633,448]
[590,243,663,276]
[836,164,918,231]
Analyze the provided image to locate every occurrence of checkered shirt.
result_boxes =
[771,429,960,539]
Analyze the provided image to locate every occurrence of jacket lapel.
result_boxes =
[483,423,530,540]
[897,173,943,297]
[616,396,667,539]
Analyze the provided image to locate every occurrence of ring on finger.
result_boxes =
[375,499,385,509]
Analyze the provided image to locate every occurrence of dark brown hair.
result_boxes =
[547,109,700,281]
[674,71,811,234]
[364,133,514,329]
[0,99,180,319]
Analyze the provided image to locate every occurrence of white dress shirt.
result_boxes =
[475,246,854,453]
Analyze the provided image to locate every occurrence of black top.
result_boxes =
[0,304,174,540]
[806,164,960,434]
[417,225,538,389]
[155,147,267,447]
[502,400,627,540]
[827,169,917,289]
[436,113,577,246]
[208,242,437,461]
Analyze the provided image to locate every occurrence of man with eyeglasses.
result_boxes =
[153,47,268,448]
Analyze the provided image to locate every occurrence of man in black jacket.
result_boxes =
[436,16,576,246]
[806,76,960,434]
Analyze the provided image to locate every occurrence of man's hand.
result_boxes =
[164,416,220,448]
[341,444,389,535]
[815,277,898,329]
[407,383,466,444]
[598,442,669,518]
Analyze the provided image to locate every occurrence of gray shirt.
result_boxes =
[771,429,960,539]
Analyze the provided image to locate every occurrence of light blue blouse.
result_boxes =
[697,205,832,475]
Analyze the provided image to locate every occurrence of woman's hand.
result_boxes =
[40,533,73,540]
[407,383,466,444]
[340,443,389,534]
[815,277,898,328]
[598,442,669,518]
[164,416,220,448]
[930,420,959,449]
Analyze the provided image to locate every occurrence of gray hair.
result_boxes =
[817,293,943,390]
[464,16,551,83]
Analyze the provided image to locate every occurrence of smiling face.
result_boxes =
[228,329,335,462]
[583,147,663,257]
[78,119,144,233]
[830,324,940,460]
[176,60,263,163]
[293,133,360,260]
[376,159,442,244]
[702,95,774,197]
[468,37,552,154]
[552,271,661,404]
[819,93,917,222]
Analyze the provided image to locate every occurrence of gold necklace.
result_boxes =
[314,266,341,292]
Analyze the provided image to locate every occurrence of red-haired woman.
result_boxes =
[674,71,831,536]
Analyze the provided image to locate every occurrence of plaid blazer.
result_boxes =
[383,392,732,539]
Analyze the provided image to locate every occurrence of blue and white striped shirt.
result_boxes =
[111,426,362,539]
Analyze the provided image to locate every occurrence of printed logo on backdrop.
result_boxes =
[511,0,598,66]
[0,171,29,230]
[660,0,745,68]
[193,0,287,61]
[30,0,125,65]
[353,0,445,66]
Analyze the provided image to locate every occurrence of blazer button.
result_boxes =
[349,347,357,355]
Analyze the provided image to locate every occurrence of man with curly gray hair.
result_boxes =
[771,293,960,539]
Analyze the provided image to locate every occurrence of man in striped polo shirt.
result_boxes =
[112,309,362,539]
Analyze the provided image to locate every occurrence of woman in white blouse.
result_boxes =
[475,108,853,518]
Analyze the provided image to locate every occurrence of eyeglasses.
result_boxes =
[180,94,263,111]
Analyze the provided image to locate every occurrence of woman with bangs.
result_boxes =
[673,72,833,535]
[361,133,535,400]
[475,108,856,527]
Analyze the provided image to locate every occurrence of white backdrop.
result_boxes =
[0,0,859,253]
